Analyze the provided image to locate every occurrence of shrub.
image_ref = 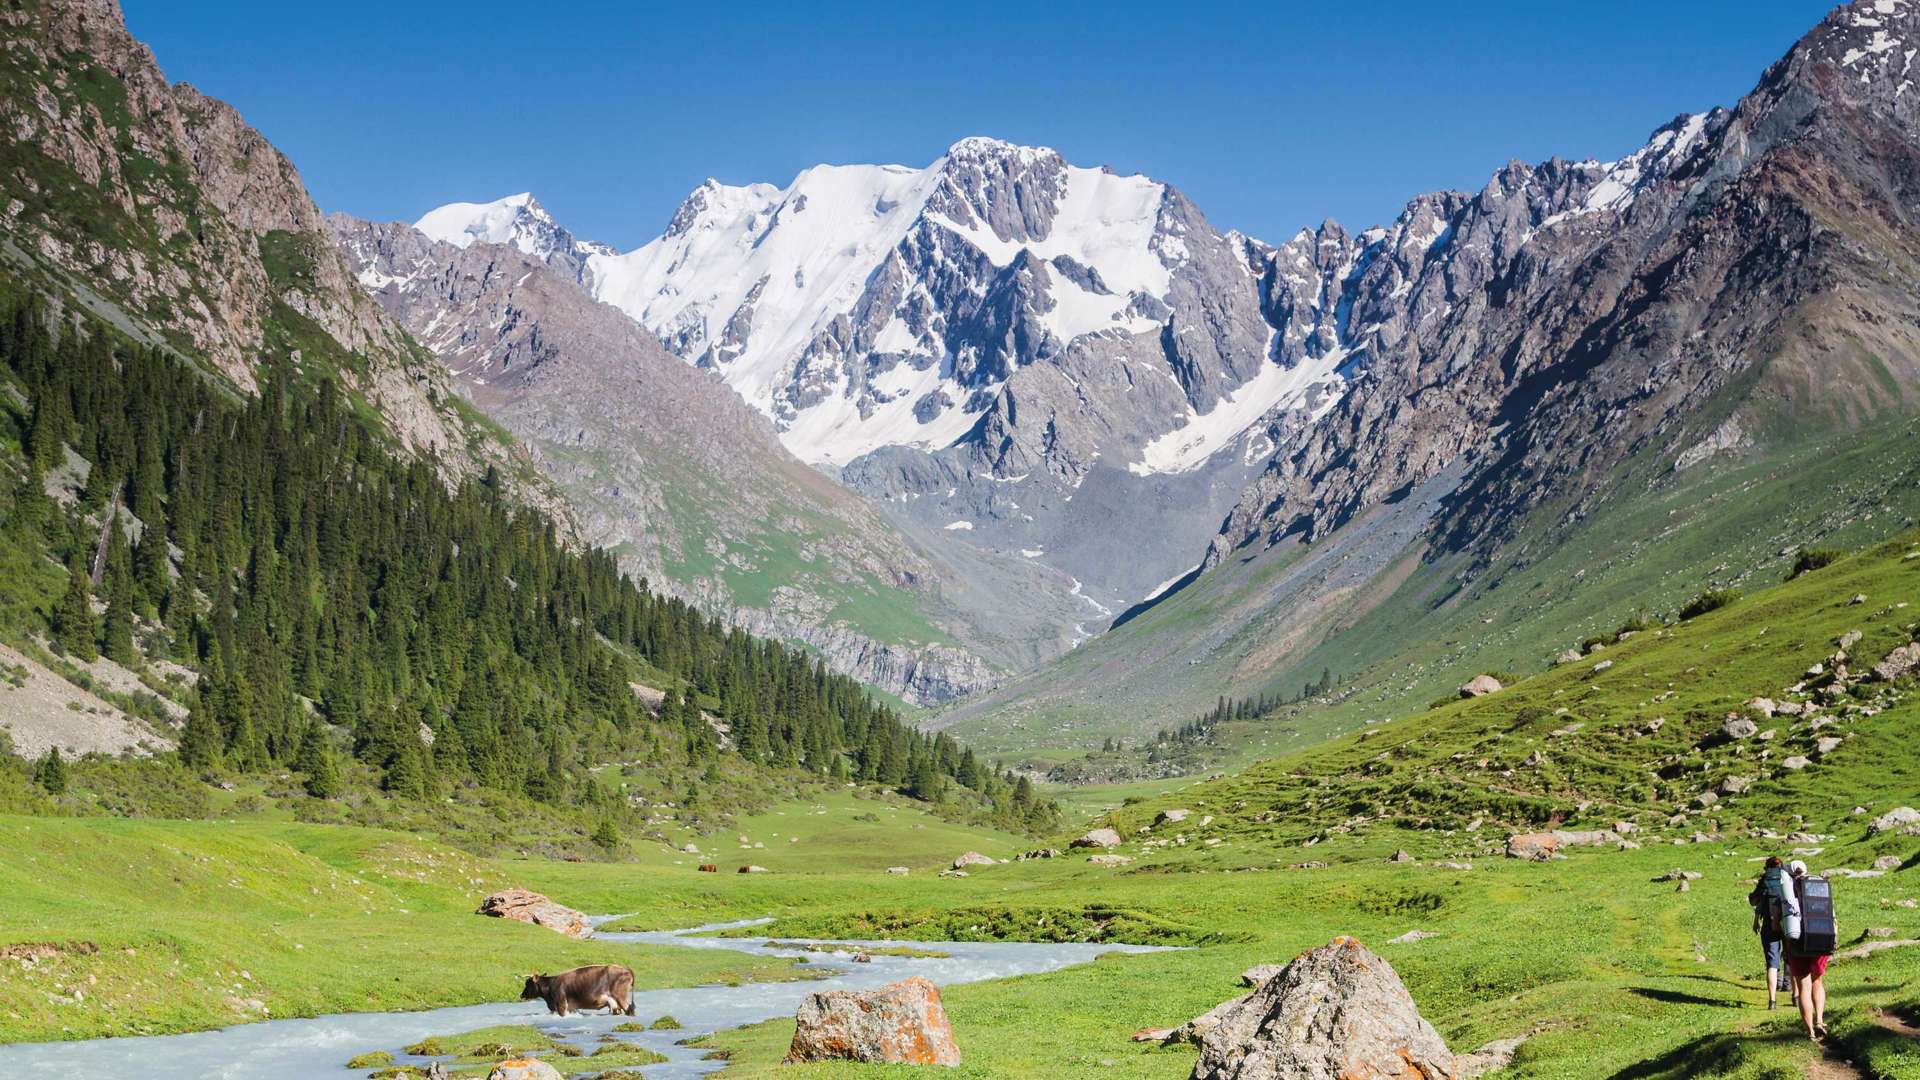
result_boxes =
[1788,548,1843,579]
[1679,589,1740,620]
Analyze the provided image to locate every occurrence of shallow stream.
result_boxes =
[0,918,1167,1079]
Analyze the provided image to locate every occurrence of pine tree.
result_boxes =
[36,747,68,794]
[102,521,136,665]
[383,738,426,800]
[179,697,223,770]
[296,720,341,798]
[52,552,97,661]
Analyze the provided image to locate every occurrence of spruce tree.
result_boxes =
[179,697,223,770]
[296,720,341,798]
[52,552,97,661]
[36,747,68,794]
[102,524,136,665]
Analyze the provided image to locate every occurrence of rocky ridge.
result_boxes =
[332,215,1086,702]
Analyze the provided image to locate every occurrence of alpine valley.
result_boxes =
[4,3,1920,1080]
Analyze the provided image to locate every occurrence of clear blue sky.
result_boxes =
[124,1,1830,251]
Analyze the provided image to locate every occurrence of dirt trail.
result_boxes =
[1874,1010,1920,1039]
[1804,1012,1920,1079]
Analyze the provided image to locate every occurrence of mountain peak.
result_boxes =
[944,135,1056,160]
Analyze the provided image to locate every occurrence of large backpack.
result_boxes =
[1763,867,1799,938]
[1793,876,1837,957]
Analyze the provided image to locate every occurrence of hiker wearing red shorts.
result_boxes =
[1785,859,1830,1040]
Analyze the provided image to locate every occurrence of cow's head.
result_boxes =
[520,973,548,1000]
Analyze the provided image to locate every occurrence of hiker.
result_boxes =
[1784,859,1832,1041]
[1747,856,1792,1009]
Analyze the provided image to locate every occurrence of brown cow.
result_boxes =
[520,964,636,1017]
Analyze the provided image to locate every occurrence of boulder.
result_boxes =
[886,866,911,875]
[1458,675,1503,698]
[1187,936,1454,1080]
[1389,929,1438,944]
[1721,718,1758,741]
[1015,848,1060,861]
[1556,648,1583,664]
[783,976,960,1066]
[1780,755,1812,771]
[1691,791,1719,810]
[952,851,995,869]
[1506,833,1559,861]
[1873,855,1903,870]
[1868,807,1920,835]
[486,1060,562,1080]
[475,889,590,939]
[1388,850,1415,863]
[1156,808,1193,826]
[1071,827,1123,850]
[1240,964,1285,988]
[1872,643,1920,682]
[1745,698,1777,718]
[939,869,969,878]
[1088,853,1134,867]
[1717,776,1753,796]
[1593,659,1614,672]
[1135,1027,1178,1042]
[1815,736,1843,757]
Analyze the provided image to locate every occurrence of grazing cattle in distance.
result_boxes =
[521,965,636,1016]
[698,863,718,873]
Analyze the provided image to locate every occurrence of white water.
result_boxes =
[0,919,1169,1079]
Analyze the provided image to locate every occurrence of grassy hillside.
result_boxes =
[934,418,1920,769]
[672,533,1920,1078]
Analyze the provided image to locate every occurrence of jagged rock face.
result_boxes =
[1211,0,1920,572]
[333,215,1031,704]
[422,139,1329,612]
[0,0,470,464]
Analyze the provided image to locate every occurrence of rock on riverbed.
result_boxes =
[784,976,960,1066]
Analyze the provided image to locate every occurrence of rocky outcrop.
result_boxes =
[784,976,960,1066]
[1188,935,1455,1080]
[1070,827,1123,849]
[475,889,590,939]
[0,0,494,476]
[1873,643,1920,683]
[1211,0,1920,576]
[1869,807,1920,836]
[952,852,995,869]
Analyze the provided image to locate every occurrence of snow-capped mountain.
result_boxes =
[414,192,612,285]
[419,138,1339,611]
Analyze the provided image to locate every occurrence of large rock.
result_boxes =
[487,1060,562,1080]
[784,976,960,1066]
[1873,643,1920,682]
[952,851,995,869]
[1869,807,1920,835]
[475,889,590,939]
[1721,717,1758,741]
[1188,936,1455,1080]
[1458,675,1504,698]
[1070,827,1123,849]
[1506,833,1559,861]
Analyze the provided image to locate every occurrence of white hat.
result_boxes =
[1788,859,1809,876]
